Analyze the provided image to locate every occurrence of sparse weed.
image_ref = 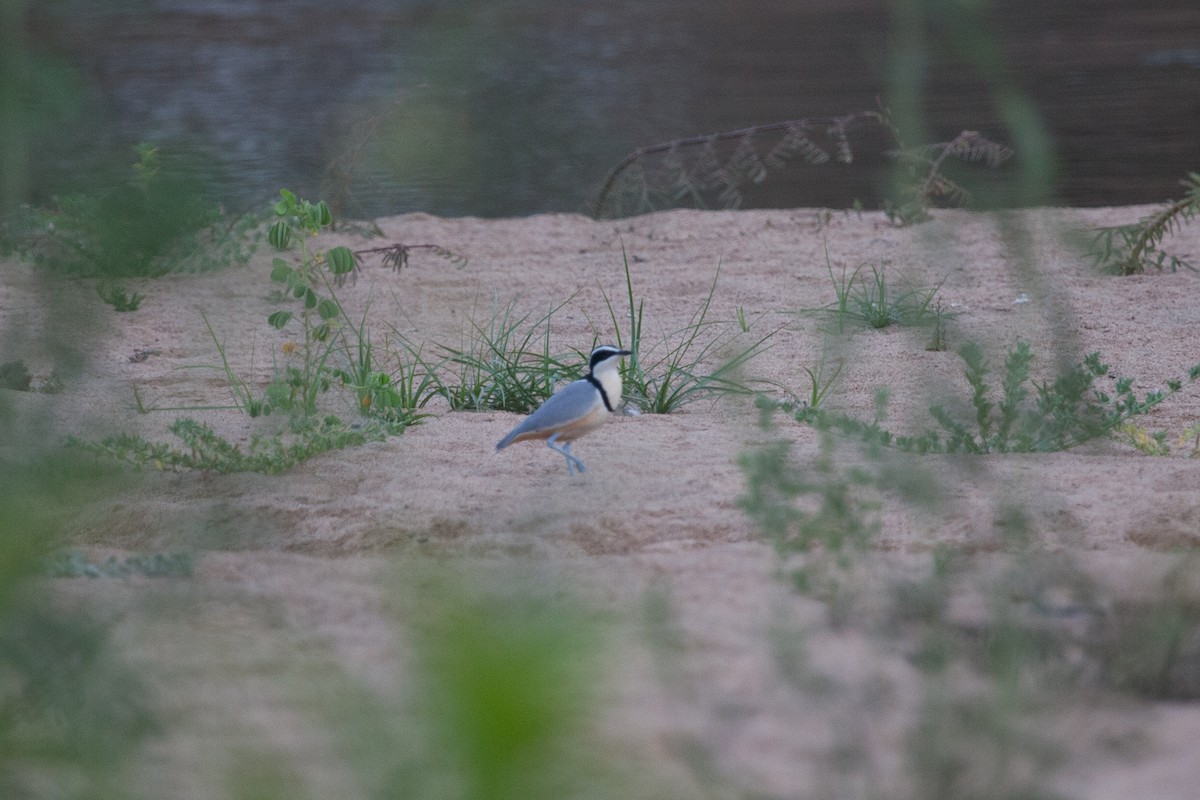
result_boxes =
[800,353,845,411]
[199,311,271,418]
[439,297,580,413]
[604,251,778,413]
[812,255,943,333]
[70,415,401,475]
[1120,423,1171,456]
[925,300,952,351]
[381,334,448,416]
[43,549,194,579]
[1183,423,1200,457]
[96,283,144,312]
[331,313,441,425]
[1118,421,1200,458]
[736,305,751,333]
[798,341,1200,454]
[928,344,1200,453]
[0,360,62,394]
[333,327,400,419]
[1088,172,1200,275]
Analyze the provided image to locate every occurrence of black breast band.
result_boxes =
[585,374,615,413]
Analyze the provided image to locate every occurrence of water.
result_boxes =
[25,0,1200,218]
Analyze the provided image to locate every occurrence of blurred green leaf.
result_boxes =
[316,298,340,321]
[327,246,356,276]
[269,258,292,282]
[268,220,292,250]
[267,311,293,330]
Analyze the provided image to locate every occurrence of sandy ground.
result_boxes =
[4,205,1200,799]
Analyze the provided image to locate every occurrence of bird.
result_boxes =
[495,345,632,474]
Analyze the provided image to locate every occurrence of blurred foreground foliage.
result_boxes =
[1,143,259,278]
[0,411,157,798]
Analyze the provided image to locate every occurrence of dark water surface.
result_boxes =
[27,0,1200,218]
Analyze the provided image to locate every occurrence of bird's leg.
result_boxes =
[562,442,586,474]
[546,433,586,475]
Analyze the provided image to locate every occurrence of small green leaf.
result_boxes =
[270,258,292,282]
[327,246,356,275]
[313,323,331,342]
[304,288,318,309]
[267,311,293,329]
[269,221,292,250]
[316,298,341,320]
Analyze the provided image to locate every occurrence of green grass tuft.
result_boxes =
[604,250,780,413]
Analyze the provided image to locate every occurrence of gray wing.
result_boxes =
[495,380,600,449]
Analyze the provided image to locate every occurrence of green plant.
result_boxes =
[79,192,443,474]
[0,359,31,391]
[797,341,1200,455]
[736,305,751,333]
[42,549,194,579]
[0,360,62,394]
[1088,173,1200,274]
[928,343,1199,453]
[1119,421,1200,458]
[439,296,580,413]
[3,143,257,277]
[1182,423,1200,457]
[198,311,272,417]
[331,309,441,424]
[1119,423,1171,456]
[265,189,358,415]
[812,256,943,333]
[96,283,144,312]
[383,334,449,416]
[603,251,778,413]
[925,300,952,351]
[69,415,402,475]
[800,354,845,411]
[410,581,608,800]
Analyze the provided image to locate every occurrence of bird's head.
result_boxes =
[587,345,632,375]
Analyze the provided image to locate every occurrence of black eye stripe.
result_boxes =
[588,347,632,371]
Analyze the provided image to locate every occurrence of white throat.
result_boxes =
[590,359,624,411]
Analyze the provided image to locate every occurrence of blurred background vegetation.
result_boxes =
[5,0,1200,219]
